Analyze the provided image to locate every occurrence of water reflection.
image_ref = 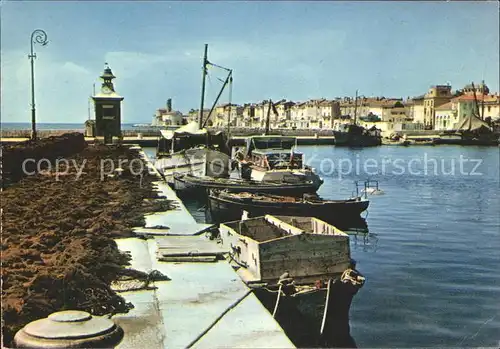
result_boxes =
[351,232,379,253]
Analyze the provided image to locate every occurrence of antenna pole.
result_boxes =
[199,44,208,128]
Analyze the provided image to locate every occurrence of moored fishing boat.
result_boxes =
[233,103,323,188]
[207,190,369,224]
[154,44,233,184]
[155,122,231,184]
[333,123,382,147]
[333,90,382,147]
[218,215,365,347]
[173,173,321,196]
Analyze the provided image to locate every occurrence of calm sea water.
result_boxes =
[149,145,500,347]
[0,122,139,131]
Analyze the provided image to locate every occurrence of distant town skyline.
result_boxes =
[2,1,499,123]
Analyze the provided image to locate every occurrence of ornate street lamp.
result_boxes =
[28,29,48,141]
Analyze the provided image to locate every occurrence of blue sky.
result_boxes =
[1,1,498,123]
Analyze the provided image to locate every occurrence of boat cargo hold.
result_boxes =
[217,215,365,347]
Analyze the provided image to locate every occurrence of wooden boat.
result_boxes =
[173,173,321,196]
[434,131,498,146]
[234,133,323,189]
[333,124,382,147]
[218,215,365,347]
[382,137,412,146]
[154,45,233,184]
[333,90,382,147]
[155,125,231,185]
[412,139,436,146]
[208,190,369,224]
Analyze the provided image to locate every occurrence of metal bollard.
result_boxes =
[13,310,124,348]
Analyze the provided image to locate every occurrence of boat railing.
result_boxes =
[353,180,379,199]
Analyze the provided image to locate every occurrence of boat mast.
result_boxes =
[471,81,481,119]
[481,80,485,120]
[353,89,358,125]
[265,99,272,135]
[202,69,232,128]
[227,75,233,136]
[199,44,208,128]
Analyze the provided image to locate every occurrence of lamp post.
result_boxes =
[28,29,48,141]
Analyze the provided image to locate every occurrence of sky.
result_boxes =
[1,1,499,124]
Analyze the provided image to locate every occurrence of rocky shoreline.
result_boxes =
[1,139,175,345]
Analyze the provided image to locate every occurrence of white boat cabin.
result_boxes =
[157,121,227,156]
[237,136,304,171]
[155,122,231,182]
[219,215,351,284]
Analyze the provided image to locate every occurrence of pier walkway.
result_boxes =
[112,147,294,348]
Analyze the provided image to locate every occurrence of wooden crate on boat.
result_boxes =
[219,215,351,283]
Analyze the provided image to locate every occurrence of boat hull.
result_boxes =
[434,137,498,146]
[155,148,230,185]
[253,278,361,348]
[334,131,382,147]
[174,175,322,196]
[208,193,369,224]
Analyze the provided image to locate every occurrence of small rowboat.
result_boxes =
[173,173,322,196]
[207,190,369,224]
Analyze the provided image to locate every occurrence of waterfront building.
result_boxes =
[406,95,425,124]
[434,102,456,130]
[254,101,269,128]
[434,82,499,131]
[423,85,453,129]
[212,103,242,128]
[457,82,499,121]
[360,120,425,136]
[450,94,499,124]
[303,99,325,129]
[290,102,309,129]
[154,98,184,126]
[273,99,295,128]
[340,97,405,122]
[461,81,490,95]
[240,103,255,128]
[187,109,211,125]
[483,94,500,120]
[318,99,341,129]
[176,82,498,131]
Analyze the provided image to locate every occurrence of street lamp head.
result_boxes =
[31,29,49,47]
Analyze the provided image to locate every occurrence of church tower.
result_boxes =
[92,63,124,143]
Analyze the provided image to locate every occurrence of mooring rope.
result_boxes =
[320,279,333,335]
[185,289,253,348]
[272,283,284,318]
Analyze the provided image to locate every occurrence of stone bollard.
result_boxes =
[13,310,124,348]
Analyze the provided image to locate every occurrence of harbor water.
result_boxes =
[147,145,500,347]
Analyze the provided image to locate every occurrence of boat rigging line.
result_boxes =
[197,44,234,129]
[202,68,233,128]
